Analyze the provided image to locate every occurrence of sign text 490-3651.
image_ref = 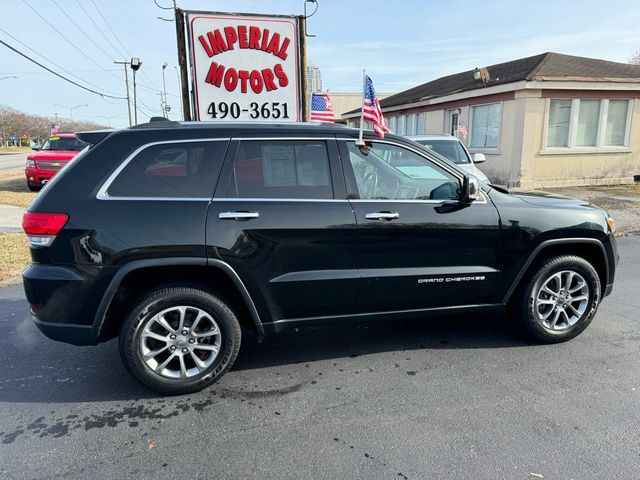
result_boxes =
[207,101,290,120]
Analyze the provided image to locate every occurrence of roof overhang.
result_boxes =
[343,78,640,119]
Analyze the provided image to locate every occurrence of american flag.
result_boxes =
[363,75,388,139]
[457,118,468,139]
[310,93,335,122]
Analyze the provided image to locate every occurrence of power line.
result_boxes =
[22,0,124,84]
[0,38,127,100]
[88,0,132,58]
[0,26,124,98]
[84,0,161,93]
[50,0,115,64]
[74,0,124,60]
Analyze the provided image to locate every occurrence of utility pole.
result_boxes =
[161,62,169,118]
[114,60,132,126]
[175,8,191,121]
[174,66,183,119]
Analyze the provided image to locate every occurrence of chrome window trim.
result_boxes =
[96,135,484,203]
[212,198,349,203]
[96,137,230,201]
[231,136,338,141]
[348,191,488,205]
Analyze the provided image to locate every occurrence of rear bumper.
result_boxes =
[23,263,111,346]
[32,316,97,346]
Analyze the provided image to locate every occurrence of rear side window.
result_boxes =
[227,140,333,199]
[107,141,227,198]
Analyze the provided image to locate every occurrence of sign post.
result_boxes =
[184,11,303,122]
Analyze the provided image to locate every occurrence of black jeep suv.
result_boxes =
[22,121,618,394]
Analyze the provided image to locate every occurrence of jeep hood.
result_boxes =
[512,190,593,208]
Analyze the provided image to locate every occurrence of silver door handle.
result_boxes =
[218,211,260,220]
[365,212,400,220]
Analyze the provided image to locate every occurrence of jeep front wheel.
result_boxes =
[119,287,241,395]
[517,255,601,343]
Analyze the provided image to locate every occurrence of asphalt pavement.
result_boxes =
[1,238,639,480]
[0,153,27,171]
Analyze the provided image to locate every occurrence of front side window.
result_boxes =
[107,141,226,198]
[470,103,501,149]
[546,98,631,149]
[346,142,460,201]
[228,140,333,199]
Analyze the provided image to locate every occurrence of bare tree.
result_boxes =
[0,104,107,146]
[629,51,640,65]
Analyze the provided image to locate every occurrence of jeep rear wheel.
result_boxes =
[517,255,601,343]
[119,287,241,395]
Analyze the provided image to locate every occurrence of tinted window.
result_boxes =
[228,141,333,199]
[346,142,460,201]
[108,141,227,198]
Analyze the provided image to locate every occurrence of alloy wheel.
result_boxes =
[139,305,222,379]
[533,270,590,331]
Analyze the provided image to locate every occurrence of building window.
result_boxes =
[397,115,406,136]
[406,114,416,135]
[416,113,425,134]
[470,103,501,149]
[547,99,572,147]
[605,100,629,146]
[546,99,632,149]
[388,116,397,133]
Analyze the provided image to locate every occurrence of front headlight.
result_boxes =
[606,215,616,234]
[26,159,36,168]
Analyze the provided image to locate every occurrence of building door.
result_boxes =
[446,109,460,136]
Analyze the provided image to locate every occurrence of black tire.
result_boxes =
[27,182,41,192]
[119,286,241,395]
[515,255,601,343]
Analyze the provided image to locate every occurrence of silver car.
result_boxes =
[407,134,489,183]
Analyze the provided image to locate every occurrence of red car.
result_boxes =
[25,134,87,191]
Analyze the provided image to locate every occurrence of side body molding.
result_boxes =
[93,257,264,339]
[502,238,608,304]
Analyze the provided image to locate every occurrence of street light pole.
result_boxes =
[114,60,133,127]
[130,58,142,125]
[54,103,87,126]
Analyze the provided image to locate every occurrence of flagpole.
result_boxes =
[357,69,366,146]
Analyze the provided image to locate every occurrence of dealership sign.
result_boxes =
[186,12,302,122]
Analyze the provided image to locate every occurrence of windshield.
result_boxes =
[415,139,471,164]
[40,136,87,151]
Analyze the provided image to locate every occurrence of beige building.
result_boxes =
[328,92,394,119]
[344,52,640,188]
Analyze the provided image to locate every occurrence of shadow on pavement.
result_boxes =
[1,297,531,404]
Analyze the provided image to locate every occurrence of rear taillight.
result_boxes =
[22,212,68,247]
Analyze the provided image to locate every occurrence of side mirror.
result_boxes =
[462,174,480,203]
[472,153,486,163]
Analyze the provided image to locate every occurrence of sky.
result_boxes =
[1,0,639,129]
